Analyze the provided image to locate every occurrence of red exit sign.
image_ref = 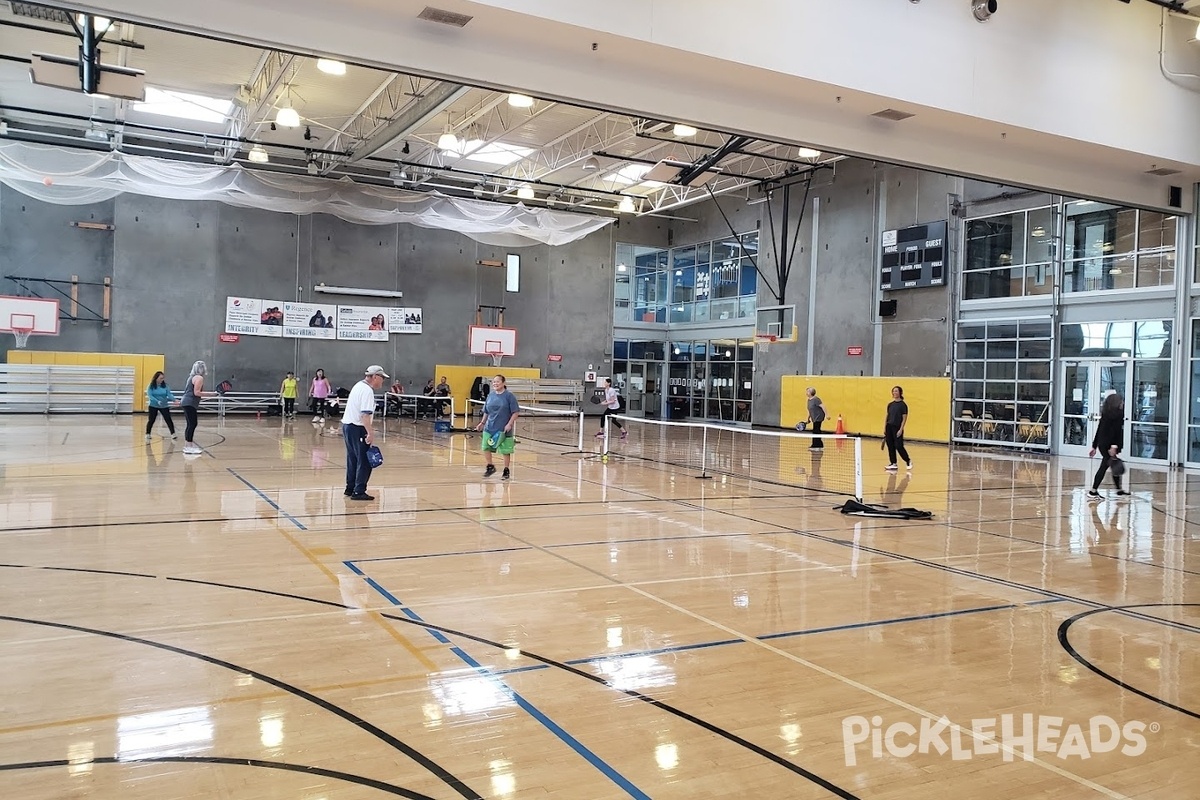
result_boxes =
[847,346,864,356]
[547,354,563,362]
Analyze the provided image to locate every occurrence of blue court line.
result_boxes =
[486,598,1069,677]
[344,562,650,800]
[226,468,307,531]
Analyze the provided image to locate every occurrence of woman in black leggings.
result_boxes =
[180,360,208,454]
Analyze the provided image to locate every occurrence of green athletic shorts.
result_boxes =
[481,431,516,455]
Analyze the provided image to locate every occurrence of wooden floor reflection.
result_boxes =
[0,414,1196,799]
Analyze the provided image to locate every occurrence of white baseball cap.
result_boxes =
[365,365,390,378]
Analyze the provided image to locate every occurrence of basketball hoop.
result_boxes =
[11,325,32,349]
[755,333,777,354]
[486,345,504,368]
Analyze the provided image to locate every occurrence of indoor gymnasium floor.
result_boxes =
[0,413,1196,799]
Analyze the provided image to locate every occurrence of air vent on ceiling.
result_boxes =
[871,108,915,122]
[1145,166,1181,176]
[10,2,72,23]
[418,7,474,27]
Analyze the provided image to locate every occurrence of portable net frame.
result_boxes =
[599,414,864,500]
[468,398,585,452]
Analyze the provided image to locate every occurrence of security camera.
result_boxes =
[973,0,997,21]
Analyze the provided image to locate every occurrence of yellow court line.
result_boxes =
[0,671,434,737]
[273,526,439,671]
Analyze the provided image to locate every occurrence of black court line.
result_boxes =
[0,756,436,799]
[1058,604,1200,721]
[0,565,860,799]
[782,530,1200,637]
[0,614,482,800]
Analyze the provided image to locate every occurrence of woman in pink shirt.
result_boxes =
[310,368,332,422]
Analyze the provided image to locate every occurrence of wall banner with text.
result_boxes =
[388,307,423,334]
[336,305,390,341]
[225,297,284,337]
[283,301,337,340]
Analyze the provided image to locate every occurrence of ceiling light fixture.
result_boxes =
[75,13,113,33]
[797,147,821,159]
[618,196,636,214]
[516,185,535,200]
[582,155,600,171]
[507,93,534,108]
[275,96,300,128]
[316,58,347,75]
[972,0,997,22]
[437,113,459,153]
[673,123,697,137]
[247,144,268,164]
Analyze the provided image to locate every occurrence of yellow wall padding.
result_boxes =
[11,350,165,412]
[433,365,541,417]
[780,376,951,443]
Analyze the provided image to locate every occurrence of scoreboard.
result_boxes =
[880,220,946,291]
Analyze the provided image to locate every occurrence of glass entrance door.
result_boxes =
[1059,360,1128,457]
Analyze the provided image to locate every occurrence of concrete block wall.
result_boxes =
[1,186,617,395]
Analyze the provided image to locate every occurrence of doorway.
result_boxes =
[618,361,661,418]
[1058,359,1129,458]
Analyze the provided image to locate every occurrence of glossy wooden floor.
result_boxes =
[0,414,1197,799]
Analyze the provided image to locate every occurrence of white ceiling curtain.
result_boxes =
[0,142,613,247]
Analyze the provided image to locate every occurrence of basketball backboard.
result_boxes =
[755,304,797,342]
[1,295,60,335]
[469,325,517,358]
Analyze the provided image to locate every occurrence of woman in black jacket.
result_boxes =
[1088,392,1129,499]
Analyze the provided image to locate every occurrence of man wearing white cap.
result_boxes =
[342,365,388,501]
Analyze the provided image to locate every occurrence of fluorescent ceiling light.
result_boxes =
[618,196,636,214]
[447,140,535,166]
[247,145,268,163]
[132,87,232,124]
[673,123,697,137]
[797,147,821,159]
[516,185,535,200]
[437,131,459,152]
[275,99,300,128]
[507,93,534,108]
[314,284,403,299]
[316,58,346,75]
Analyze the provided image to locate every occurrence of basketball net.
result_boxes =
[490,353,504,368]
[755,333,777,354]
[12,327,32,349]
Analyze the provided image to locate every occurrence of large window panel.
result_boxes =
[954,318,1052,449]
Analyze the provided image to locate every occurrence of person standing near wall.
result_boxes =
[145,371,177,441]
[1088,391,1130,499]
[883,385,912,471]
[805,387,828,449]
[475,374,520,480]
[280,371,298,419]
[342,365,387,501]
[310,368,331,422]
[596,378,626,439]
[180,361,210,455]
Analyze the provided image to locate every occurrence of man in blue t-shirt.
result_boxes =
[473,374,520,480]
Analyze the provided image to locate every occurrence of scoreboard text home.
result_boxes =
[880,220,947,291]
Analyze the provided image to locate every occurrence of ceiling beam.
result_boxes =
[347,81,468,163]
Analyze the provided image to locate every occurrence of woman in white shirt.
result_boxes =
[595,378,626,440]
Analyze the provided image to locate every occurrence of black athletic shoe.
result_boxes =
[1116,490,1131,496]
[483,464,496,478]
[502,467,510,480]
[350,493,374,501]
[344,488,353,497]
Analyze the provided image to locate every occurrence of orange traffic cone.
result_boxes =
[835,414,845,435]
